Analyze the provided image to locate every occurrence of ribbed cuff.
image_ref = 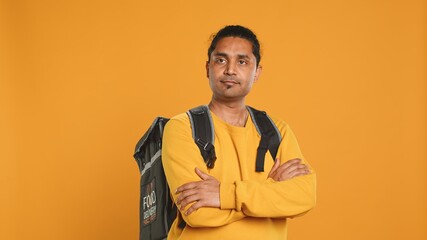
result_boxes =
[220,182,237,210]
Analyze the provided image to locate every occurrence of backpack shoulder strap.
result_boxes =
[247,106,282,172]
[187,105,217,169]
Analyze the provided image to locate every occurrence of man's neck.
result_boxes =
[208,98,248,127]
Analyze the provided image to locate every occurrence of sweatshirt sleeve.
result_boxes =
[220,122,317,218]
[162,115,246,228]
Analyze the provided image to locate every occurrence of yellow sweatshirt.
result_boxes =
[162,109,316,240]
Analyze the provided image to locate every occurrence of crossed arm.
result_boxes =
[162,116,316,227]
[176,158,310,216]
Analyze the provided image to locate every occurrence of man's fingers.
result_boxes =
[176,168,215,193]
[185,201,204,215]
[176,188,199,205]
[285,162,305,174]
[274,161,303,179]
[289,164,310,175]
[284,165,310,179]
[272,158,280,171]
[179,194,200,210]
[287,168,310,179]
[174,168,221,216]
[268,158,311,181]
[268,158,281,178]
[281,158,302,169]
[195,167,210,180]
[176,181,201,193]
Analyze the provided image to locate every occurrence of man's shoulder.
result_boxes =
[165,112,190,129]
[162,112,192,139]
[169,112,189,122]
[166,105,208,127]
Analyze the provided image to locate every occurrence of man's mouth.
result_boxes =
[220,79,239,85]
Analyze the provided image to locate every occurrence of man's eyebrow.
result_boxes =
[237,54,250,59]
[213,52,228,57]
[213,52,250,59]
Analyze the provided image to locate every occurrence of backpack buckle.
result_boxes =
[196,138,217,169]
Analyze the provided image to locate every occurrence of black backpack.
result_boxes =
[133,105,282,240]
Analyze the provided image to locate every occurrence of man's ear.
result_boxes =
[254,65,262,83]
[206,61,210,78]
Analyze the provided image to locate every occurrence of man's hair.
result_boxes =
[208,25,261,66]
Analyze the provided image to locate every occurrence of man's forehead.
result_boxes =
[212,37,254,57]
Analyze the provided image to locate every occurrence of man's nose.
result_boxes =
[224,62,237,75]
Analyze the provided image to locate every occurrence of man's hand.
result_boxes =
[268,158,310,181]
[176,168,220,215]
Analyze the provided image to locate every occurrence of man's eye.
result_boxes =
[239,60,247,65]
[216,58,226,63]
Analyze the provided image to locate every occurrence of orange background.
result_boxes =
[1,0,426,239]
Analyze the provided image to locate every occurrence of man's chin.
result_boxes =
[216,93,247,102]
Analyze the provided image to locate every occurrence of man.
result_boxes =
[162,25,316,239]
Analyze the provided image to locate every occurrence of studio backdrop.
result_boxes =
[1,0,426,239]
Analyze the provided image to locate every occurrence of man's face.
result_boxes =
[206,37,262,102]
